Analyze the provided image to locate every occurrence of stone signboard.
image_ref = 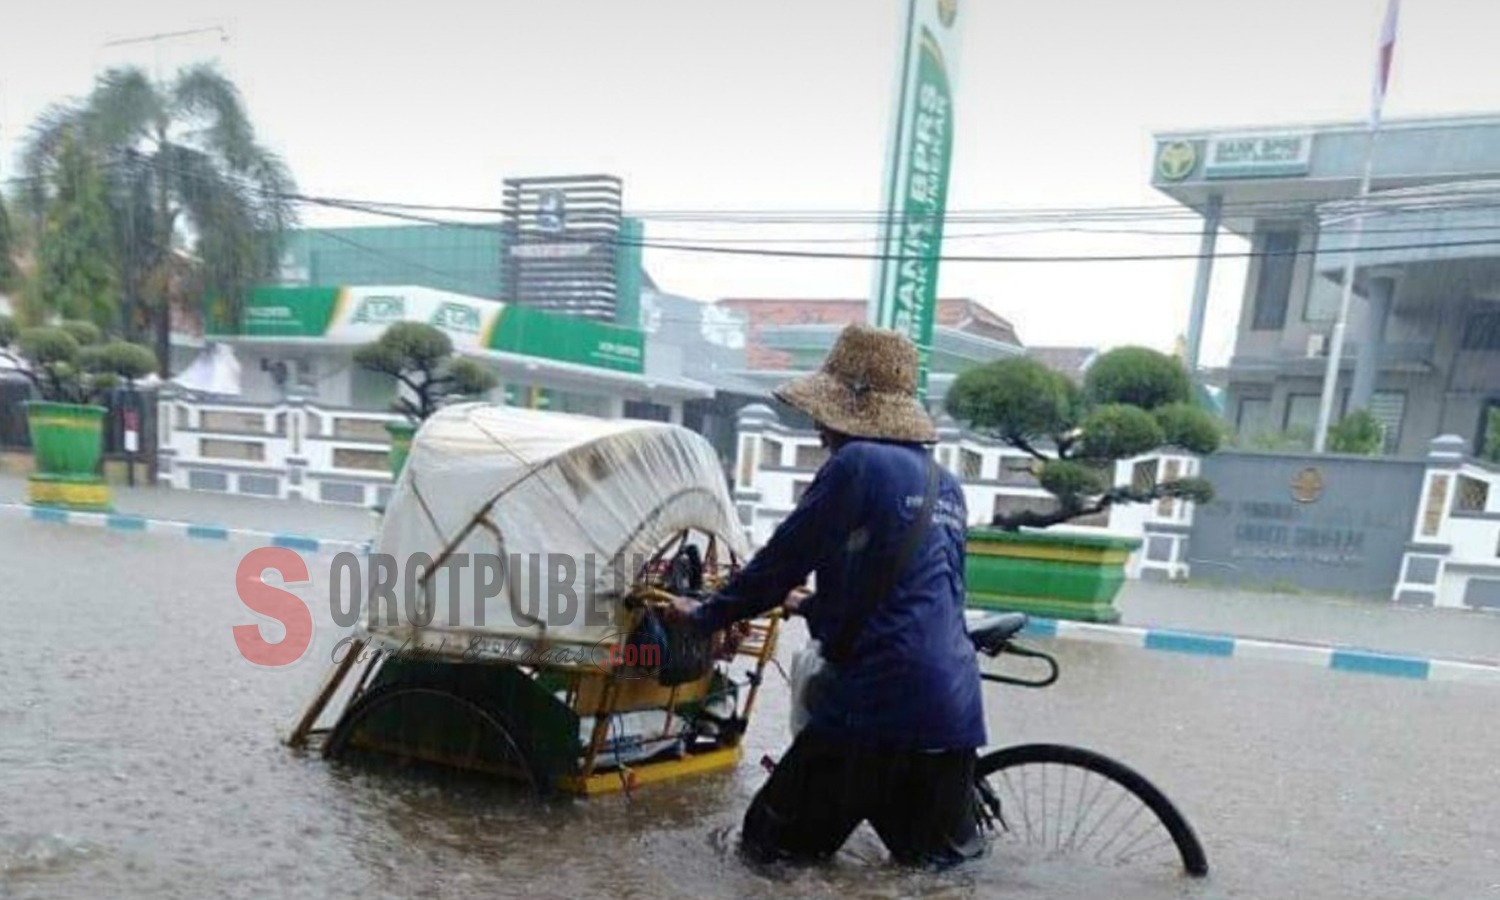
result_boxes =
[1189,452,1426,596]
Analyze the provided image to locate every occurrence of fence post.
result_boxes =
[155,387,177,488]
[285,398,309,502]
[1393,435,1466,606]
[733,404,778,547]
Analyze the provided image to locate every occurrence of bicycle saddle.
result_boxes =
[968,613,1029,656]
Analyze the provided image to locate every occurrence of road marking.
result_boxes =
[972,609,1500,684]
[1,501,370,555]
[1143,629,1236,658]
[1328,649,1430,680]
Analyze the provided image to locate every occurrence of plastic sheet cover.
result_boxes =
[360,403,747,656]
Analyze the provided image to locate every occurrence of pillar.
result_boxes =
[1184,194,1223,373]
[1349,273,1397,413]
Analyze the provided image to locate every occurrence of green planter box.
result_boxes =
[386,420,417,479]
[965,528,1142,623]
[24,402,111,511]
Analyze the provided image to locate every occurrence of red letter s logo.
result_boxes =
[234,548,313,667]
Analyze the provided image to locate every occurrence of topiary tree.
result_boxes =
[354,321,498,422]
[1327,409,1384,456]
[947,347,1222,530]
[4,320,156,404]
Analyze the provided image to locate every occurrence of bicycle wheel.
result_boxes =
[323,682,547,795]
[975,743,1209,877]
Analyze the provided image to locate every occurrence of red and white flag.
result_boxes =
[1370,0,1401,128]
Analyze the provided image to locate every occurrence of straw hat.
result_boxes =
[774,323,937,444]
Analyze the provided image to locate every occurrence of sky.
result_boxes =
[4,0,1500,365]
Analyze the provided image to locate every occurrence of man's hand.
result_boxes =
[663,595,700,623]
[783,587,813,616]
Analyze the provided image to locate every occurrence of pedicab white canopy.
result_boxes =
[361,403,748,657]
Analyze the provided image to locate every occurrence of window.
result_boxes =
[201,411,267,434]
[794,444,829,470]
[1422,475,1450,536]
[1236,398,1272,440]
[959,449,983,480]
[1461,312,1500,350]
[737,436,757,489]
[200,438,265,461]
[333,417,391,441]
[291,358,318,394]
[551,391,609,418]
[624,400,672,422]
[1157,459,1182,517]
[993,495,1058,522]
[792,480,812,503]
[1283,394,1322,435]
[1251,231,1299,331]
[1132,459,1158,492]
[333,448,388,471]
[1455,475,1489,514]
[1478,401,1500,461]
[998,456,1040,487]
[761,438,783,468]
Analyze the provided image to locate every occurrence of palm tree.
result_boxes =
[26,128,119,329]
[0,192,19,296]
[21,64,296,375]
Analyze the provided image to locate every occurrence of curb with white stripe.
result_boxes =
[9,501,1497,686]
[981,612,1500,686]
[0,501,371,555]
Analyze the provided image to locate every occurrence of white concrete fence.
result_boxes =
[729,404,1198,581]
[158,393,400,509]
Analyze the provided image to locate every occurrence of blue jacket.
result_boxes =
[689,439,985,751]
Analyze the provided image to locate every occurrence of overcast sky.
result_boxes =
[4,0,1500,364]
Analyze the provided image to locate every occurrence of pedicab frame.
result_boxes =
[285,403,781,795]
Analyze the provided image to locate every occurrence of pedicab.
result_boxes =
[286,403,780,795]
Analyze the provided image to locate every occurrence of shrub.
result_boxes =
[1328,409,1384,456]
[947,346,1219,530]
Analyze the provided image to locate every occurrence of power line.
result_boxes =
[23,156,1500,264]
[290,192,1500,265]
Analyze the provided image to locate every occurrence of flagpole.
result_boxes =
[1312,137,1378,453]
[1313,0,1399,453]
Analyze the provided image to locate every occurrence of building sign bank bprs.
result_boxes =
[1204,133,1312,179]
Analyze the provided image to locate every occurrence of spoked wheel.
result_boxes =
[322,682,547,796]
[975,743,1209,878]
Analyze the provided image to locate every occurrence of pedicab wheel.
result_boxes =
[975,743,1209,878]
[322,682,548,796]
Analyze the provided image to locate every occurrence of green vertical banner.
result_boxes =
[870,0,961,399]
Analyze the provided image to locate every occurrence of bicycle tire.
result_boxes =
[323,682,547,795]
[975,743,1209,878]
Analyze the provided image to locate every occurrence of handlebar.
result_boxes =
[980,640,1060,689]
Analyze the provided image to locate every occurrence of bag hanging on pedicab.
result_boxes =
[627,606,714,687]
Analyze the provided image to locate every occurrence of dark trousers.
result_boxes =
[742,729,986,868]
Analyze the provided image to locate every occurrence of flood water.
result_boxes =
[4,517,1500,899]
